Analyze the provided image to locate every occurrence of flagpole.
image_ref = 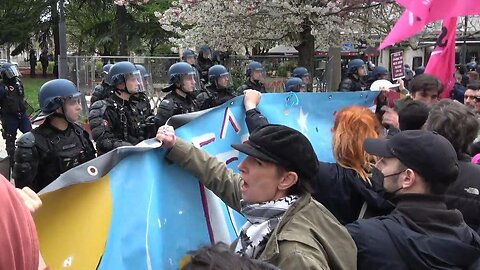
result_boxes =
[461,16,468,65]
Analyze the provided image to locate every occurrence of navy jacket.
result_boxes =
[347,194,480,270]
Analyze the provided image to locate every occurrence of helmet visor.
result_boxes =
[125,70,145,93]
[181,70,201,92]
[215,72,233,89]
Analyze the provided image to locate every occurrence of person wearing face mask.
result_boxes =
[13,79,96,192]
[156,124,357,269]
[346,130,480,270]
[89,61,153,155]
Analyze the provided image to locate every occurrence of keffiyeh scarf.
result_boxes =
[235,195,298,259]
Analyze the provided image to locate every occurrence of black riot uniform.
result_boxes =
[156,91,199,126]
[235,61,267,95]
[0,64,33,169]
[156,62,200,126]
[196,64,236,110]
[88,61,155,155]
[90,64,113,105]
[14,120,95,192]
[13,79,95,192]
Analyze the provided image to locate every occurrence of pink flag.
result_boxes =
[397,0,480,22]
[424,17,457,99]
[379,10,424,50]
[379,0,480,49]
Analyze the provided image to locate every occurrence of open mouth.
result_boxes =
[240,179,248,193]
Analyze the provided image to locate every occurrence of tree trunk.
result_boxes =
[51,0,60,78]
[294,20,315,79]
[117,5,128,58]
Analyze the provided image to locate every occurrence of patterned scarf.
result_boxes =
[235,195,298,259]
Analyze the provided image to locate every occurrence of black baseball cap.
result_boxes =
[231,124,319,181]
[364,130,459,184]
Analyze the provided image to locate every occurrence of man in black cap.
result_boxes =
[156,124,356,269]
[347,130,480,270]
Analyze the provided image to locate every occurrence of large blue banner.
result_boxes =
[36,92,378,270]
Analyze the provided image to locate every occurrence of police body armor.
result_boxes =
[13,122,96,192]
[156,91,199,126]
[197,85,235,110]
[235,79,266,95]
[89,94,151,155]
[0,78,27,114]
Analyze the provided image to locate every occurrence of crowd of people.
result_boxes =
[1,48,480,269]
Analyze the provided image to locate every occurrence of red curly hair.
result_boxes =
[332,106,382,184]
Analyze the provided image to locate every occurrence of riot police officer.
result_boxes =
[292,67,310,85]
[285,77,306,92]
[133,64,156,138]
[0,63,32,168]
[90,63,113,105]
[156,62,199,126]
[197,65,236,110]
[13,79,96,192]
[338,59,367,91]
[197,45,215,83]
[88,61,155,155]
[182,49,203,93]
[235,61,267,95]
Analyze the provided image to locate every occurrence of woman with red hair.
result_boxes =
[244,90,391,224]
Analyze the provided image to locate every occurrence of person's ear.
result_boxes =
[402,169,416,189]
[278,171,298,191]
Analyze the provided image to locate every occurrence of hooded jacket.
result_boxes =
[347,194,480,270]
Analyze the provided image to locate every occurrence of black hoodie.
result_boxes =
[347,194,480,270]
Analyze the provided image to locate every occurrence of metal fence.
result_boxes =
[65,54,332,113]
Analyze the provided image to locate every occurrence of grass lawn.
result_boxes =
[22,77,51,111]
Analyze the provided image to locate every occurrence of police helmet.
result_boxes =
[39,79,81,114]
[285,77,305,92]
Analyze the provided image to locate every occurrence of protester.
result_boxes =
[347,130,480,270]
[464,81,480,110]
[397,100,430,131]
[0,175,48,270]
[242,90,390,224]
[452,72,466,103]
[426,99,480,233]
[156,124,357,269]
[180,242,279,270]
[382,74,443,133]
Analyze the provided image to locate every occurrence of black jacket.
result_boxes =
[314,162,392,225]
[338,75,367,92]
[445,155,480,233]
[236,79,266,95]
[196,84,236,110]
[347,194,480,270]
[245,108,391,224]
[156,90,199,126]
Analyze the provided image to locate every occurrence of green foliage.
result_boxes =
[0,0,46,54]
[22,77,50,111]
[276,61,296,78]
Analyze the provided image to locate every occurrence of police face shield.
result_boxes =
[125,70,145,93]
[142,74,154,94]
[215,73,233,89]
[63,93,83,123]
[180,72,200,93]
[251,68,266,81]
[4,65,20,79]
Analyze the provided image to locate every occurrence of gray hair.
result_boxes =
[426,99,480,155]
